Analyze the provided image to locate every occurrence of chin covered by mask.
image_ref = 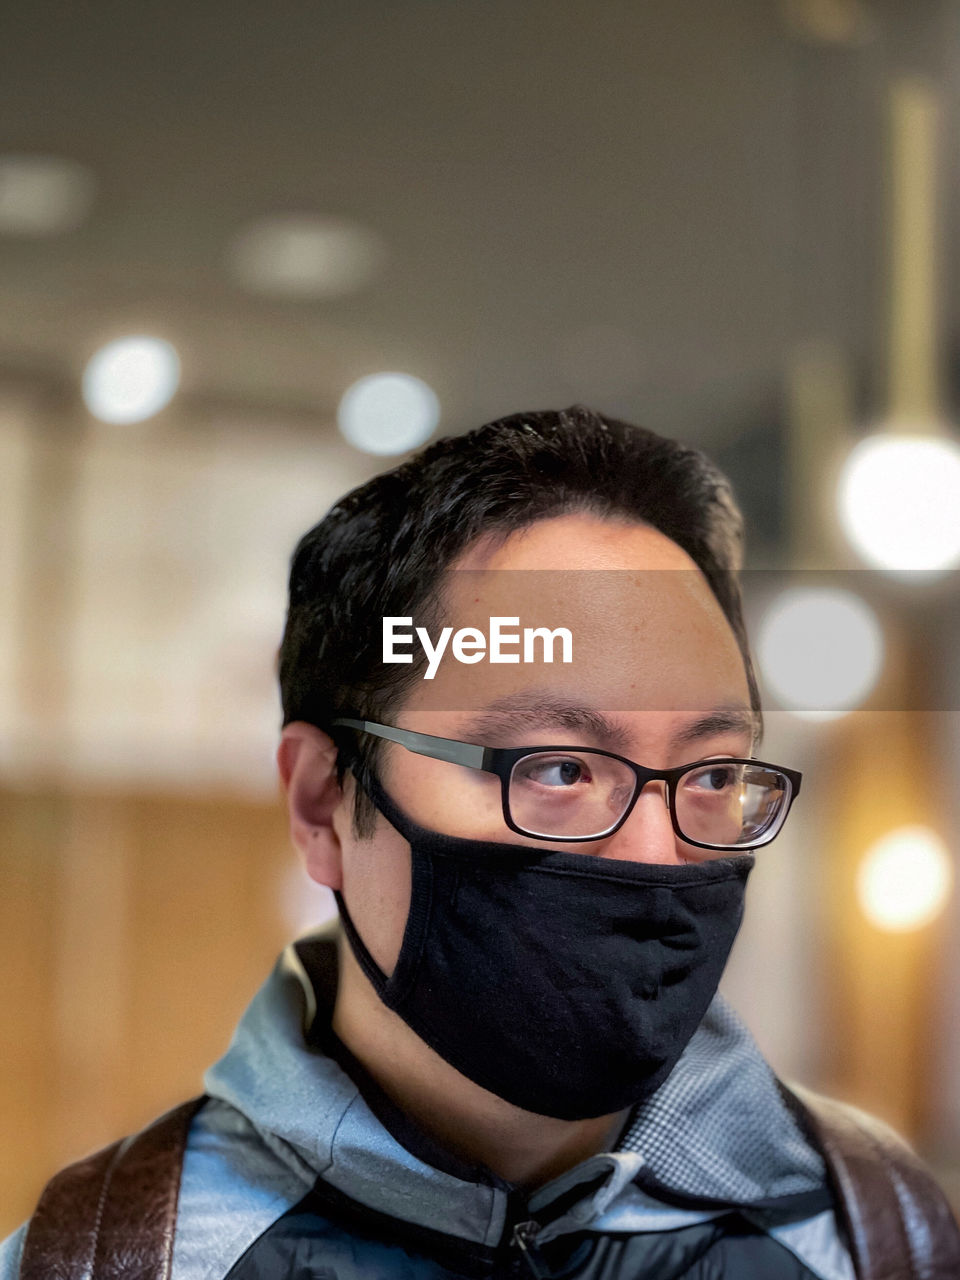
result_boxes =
[334,771,753,1122]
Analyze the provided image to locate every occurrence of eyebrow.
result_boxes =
[459,694,633,751]
[669,705,761,752]
[457,693,761,754]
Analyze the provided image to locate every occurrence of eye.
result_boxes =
[518,755,591,788]
[686,762,739,792]
[706,766,734,791]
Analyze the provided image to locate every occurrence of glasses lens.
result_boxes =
[508,750,636,839]
[675,762,789,849]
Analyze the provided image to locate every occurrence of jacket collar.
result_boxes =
[203,921,827,1249]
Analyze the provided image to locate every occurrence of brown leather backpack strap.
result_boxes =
[782,1081,960,1280]
[20,1094,208,1280]
[20,1133,127,1280]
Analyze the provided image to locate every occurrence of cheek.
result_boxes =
[385,744,509,841]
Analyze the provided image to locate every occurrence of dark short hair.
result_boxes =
[279,405,762,835]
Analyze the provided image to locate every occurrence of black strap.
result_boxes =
[782,1081,960,1280]
[19,1094,207,1280]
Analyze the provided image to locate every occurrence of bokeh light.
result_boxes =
[228,214,386,299]
[857,825,953,931]
[337,372,439,456]
[756,587,884,716]
[82,336,181,424]
[837,432,960,574]
[0,153,96,235]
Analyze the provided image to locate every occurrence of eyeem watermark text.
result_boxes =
[383,616,573,680]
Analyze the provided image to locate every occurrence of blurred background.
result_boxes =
[3,0,960,1235]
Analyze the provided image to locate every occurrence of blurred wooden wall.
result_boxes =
[0,785,297,1239]
[816,633,953,1148]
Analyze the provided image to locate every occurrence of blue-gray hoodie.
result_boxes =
[0,922,855,1279]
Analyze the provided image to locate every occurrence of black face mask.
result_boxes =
[334,772,753,1122]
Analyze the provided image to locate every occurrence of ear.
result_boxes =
[277,721,346,891]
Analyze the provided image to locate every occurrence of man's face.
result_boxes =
[325,512,756,976]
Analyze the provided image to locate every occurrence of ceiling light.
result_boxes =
[82,336,181,425]
[837,432,960,575]
[337,373,439,456]
[756,587,883,716]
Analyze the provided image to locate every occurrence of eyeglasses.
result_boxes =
[331,718,802,852]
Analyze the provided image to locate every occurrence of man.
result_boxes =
[3,406,958,1279]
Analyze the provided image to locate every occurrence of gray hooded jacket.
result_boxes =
[0,923,855,1279]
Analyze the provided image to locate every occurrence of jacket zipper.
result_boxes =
[510,1219,550,1278]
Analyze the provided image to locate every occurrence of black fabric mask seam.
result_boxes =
[517,861,751,889]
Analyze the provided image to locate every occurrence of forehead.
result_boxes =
[404,513,751,718]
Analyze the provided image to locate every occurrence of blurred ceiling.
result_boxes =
[0,0,957,504]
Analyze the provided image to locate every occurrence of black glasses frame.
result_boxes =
[331,717,802,851]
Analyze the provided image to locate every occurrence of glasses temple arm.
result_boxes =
[331,718,485,769]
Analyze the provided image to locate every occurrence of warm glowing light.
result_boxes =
[756,587,883,716]
[228,214,386,298]
[337,373,439,455]
[82,337,181,424]
[837,433,960,574]
[857,825,953,931]
[0,154,96,235]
